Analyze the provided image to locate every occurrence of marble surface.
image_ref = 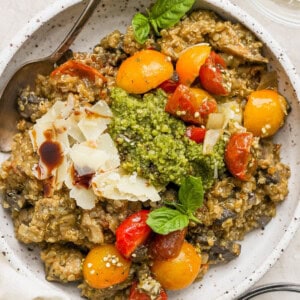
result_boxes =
[0,1,299,299]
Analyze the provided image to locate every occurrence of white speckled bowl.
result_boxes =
[0,1,300,299]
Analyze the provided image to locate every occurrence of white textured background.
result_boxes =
[0,1,299,299]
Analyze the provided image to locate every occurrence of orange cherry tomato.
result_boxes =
[50,60,106,82]
[151,241,201,290]
[165,84,217,125]
[190,88,218,117]
[116,50,174,94]
[243,89,287,138]
[199,51,230,96]
[225,132,255,180]
[82,244,131,289]
[176,44,211,86]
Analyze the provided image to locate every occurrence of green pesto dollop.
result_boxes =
[108,87,226,188]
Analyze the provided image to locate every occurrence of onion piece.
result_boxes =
[203,129,223,154]
[218,101,242,127]
[206,112,227,129]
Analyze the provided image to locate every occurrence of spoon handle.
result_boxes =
[236,282,300,299]
[50,0,100,62]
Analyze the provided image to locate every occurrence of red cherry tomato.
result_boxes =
[186,126,206,143]
[116,210,151,258]
[158,79,180,94]
[149,228,187,260]
[225,132,256,180]
[165,84,217,125]
[129,282,168,300]
[199,51,230,96]
[50,60,106,82]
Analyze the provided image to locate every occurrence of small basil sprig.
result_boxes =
[146,176,203,235]
[132,0,196,44]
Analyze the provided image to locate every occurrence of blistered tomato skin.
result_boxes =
[149,228,187,260]
[176,44,211,86]
[116,50,174,94]
[243,89,287,138]
[165,85,217,125]
[50,60,106,82]
[186,126,207,143]
[158,78,180,94]
[151,241,201,290]
[82,244,131,289]
[116,210,151,258]
[199,51,230,96]
[225,132,255,181]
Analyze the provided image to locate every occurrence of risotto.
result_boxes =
[0,4,290,300]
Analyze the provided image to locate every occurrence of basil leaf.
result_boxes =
[149,0,195,30]
[132,13,151,44]
[178,176,204,214]
[146,207,189,235]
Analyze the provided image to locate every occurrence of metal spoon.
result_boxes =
[236,282,300,299]
[0,0,100,152]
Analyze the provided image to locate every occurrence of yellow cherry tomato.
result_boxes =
[176,44,211,86]
[116,49,174,94]
[82,244,131,289]
[243,89,287,138]
[151,241,201,290]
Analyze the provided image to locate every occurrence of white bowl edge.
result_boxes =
[0,1,299,299]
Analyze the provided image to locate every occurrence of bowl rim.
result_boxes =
[206,0,300,299]
[0,0,299,299]
[0,0,81,84]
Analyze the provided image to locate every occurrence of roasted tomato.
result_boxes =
[149,228,187,260]
[165,84,217,125]
[50,60,106,82]
[82,244,131,289]
[225,132,256,180]
[116,49,174,94]
[243,89,287,138]
[190,88,218,117]
[158,78,180,94]
[186,126,206,143]
[176,44,211,86]
[129,282,168,300]
[116,210,151,258]
[151,241,201,290]
[199,51,230,96]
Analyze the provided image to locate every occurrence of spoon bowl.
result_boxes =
[0,0,100,152]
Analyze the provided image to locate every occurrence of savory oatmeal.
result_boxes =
[0,3,290,300]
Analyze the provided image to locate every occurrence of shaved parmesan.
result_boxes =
[78,117,110,141]
[70,142,110,176]
[77,101,112,141]
[70,186,96,210]
[90,100,113,118]
[64,115,85,143]
[97,133,120,170]
[30,95,160,210]
[92,169,161,202]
